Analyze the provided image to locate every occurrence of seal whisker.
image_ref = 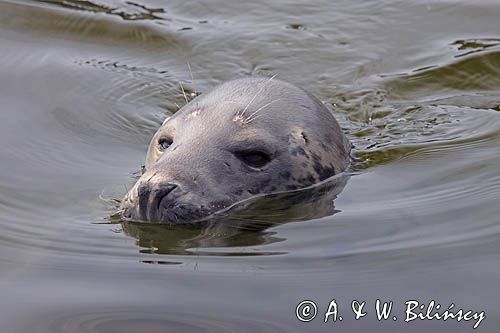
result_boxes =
[243,114,263,124]
[187,62,197,96]
[179,81,189,104]
[244,98,281,123]
[98,191,121,205]
[239,73,278,117]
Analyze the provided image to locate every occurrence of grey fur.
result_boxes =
[120,77,351,223]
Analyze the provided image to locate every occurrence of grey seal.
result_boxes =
[119,77,351,224]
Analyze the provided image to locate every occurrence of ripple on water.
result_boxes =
[382,48,500,100]
[38,0,168,21]
[30,309,293,333]
[0,2,500,332]
[452,38,500,57]
[1,0,499,273]
[0,0,183,46]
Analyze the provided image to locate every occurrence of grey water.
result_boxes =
[0,0,499,332]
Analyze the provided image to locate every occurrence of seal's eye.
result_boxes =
[158,137,173,151]
[235,151,271,169]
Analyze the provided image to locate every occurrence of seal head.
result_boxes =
[120,77,350,223]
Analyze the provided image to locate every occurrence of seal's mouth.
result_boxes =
[156,184,178,212]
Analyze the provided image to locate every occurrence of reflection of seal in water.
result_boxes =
[119,77,351,224]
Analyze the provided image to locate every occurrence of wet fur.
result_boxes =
[120,77,351,223]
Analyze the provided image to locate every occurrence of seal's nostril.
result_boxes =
[137,182,151,220]
[155,183,178,211]
[135,180,179,221]
[123,209,131,219]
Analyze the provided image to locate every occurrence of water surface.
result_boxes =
[0,0,499,332]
